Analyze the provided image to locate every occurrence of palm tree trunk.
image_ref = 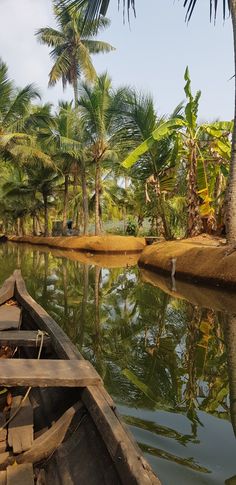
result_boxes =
[62,174,69,235]
[81,161,89,235]
[158,193,172,240]
[154,177,172,240]
[16,218,20,236]
[72,167,79,231]
[32,216,37,236]
[226,1,236,243]
[20,218,25,236]
[43,192,49,237]
[95,159,101,235]
[36,216,43,235]
[73,78,79,108]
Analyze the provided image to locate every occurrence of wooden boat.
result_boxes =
[0,270,160,484]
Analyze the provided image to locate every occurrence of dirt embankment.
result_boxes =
[8,235,146,254]
[138,235,236,288]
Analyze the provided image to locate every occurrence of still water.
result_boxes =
[0,242,235,485]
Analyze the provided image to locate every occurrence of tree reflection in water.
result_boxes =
[0,242,235,484]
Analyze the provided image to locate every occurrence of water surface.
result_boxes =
[0,242,235,485]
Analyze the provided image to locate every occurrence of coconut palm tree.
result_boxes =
[43,101,91,235]
[79,73,125,234]
[0,59,53,168]
[63,0,236,243]
[59,0,135,23]
[36,2,114,107]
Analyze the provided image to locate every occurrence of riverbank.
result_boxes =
[138,234,236,288]
[8,235,146,253]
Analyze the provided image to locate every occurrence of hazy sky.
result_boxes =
[0,0,234,121]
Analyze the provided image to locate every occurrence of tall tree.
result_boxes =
[59,0,135,23]
[65,0,236,243]
[119,89,182,239]
[36,2,114,106]
[79,74,124,234]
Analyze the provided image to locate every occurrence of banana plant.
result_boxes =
[122,68,232,237]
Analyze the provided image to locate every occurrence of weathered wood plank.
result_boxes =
[36,469,46,485]
[17,402,82,465]
[0,445,6,455]
[82,386,161,485]
[0,415,6,444]
[0,305,21,331]
[0,331,50,347]
[8,396,33,454]
[0,454,9,469]
[14,271,79,360]
[0,471,6,485]
[0,274,15,306]
[7,463,34,485]
[0,359,101,387]
[13,270,161,485]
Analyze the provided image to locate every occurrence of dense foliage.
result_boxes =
[0,2,232,238]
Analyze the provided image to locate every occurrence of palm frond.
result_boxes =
[82,39,115,54]
[0,59,13,114]
[183,0,231,21]
[3,84,40,126]
[36,27,65,47]
[58,0,136,24]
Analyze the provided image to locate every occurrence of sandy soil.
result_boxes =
[8,235,146,254]
[138,234,236,288]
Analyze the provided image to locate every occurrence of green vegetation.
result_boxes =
[0,0,234,240]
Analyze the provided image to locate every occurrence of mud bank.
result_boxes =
[138,235,236,289]
[8,235,146,254]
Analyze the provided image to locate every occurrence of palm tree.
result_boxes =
[79,73,124,234]
[119,89,184,239]
[59,0,135,23]
[0,59,53,170]
[64,0,236,244]
[36,2,114,107]
[44,101,90,235]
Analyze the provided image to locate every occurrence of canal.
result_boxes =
[0,242,235,485]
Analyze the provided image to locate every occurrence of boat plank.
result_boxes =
[17,402,82,465]
[82,386,161,485]
[35,469,46,485]
[0,331,50,347]
[0,471,6,485]
[14,272,78,360]
[8,396,33,454]
[7,463,34,485]
[0,454,9,469]
[0,359,101,387]
[0,305,21,331]
[0,415,6,444]
[0,274,15,306]
[13,270,161,485]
